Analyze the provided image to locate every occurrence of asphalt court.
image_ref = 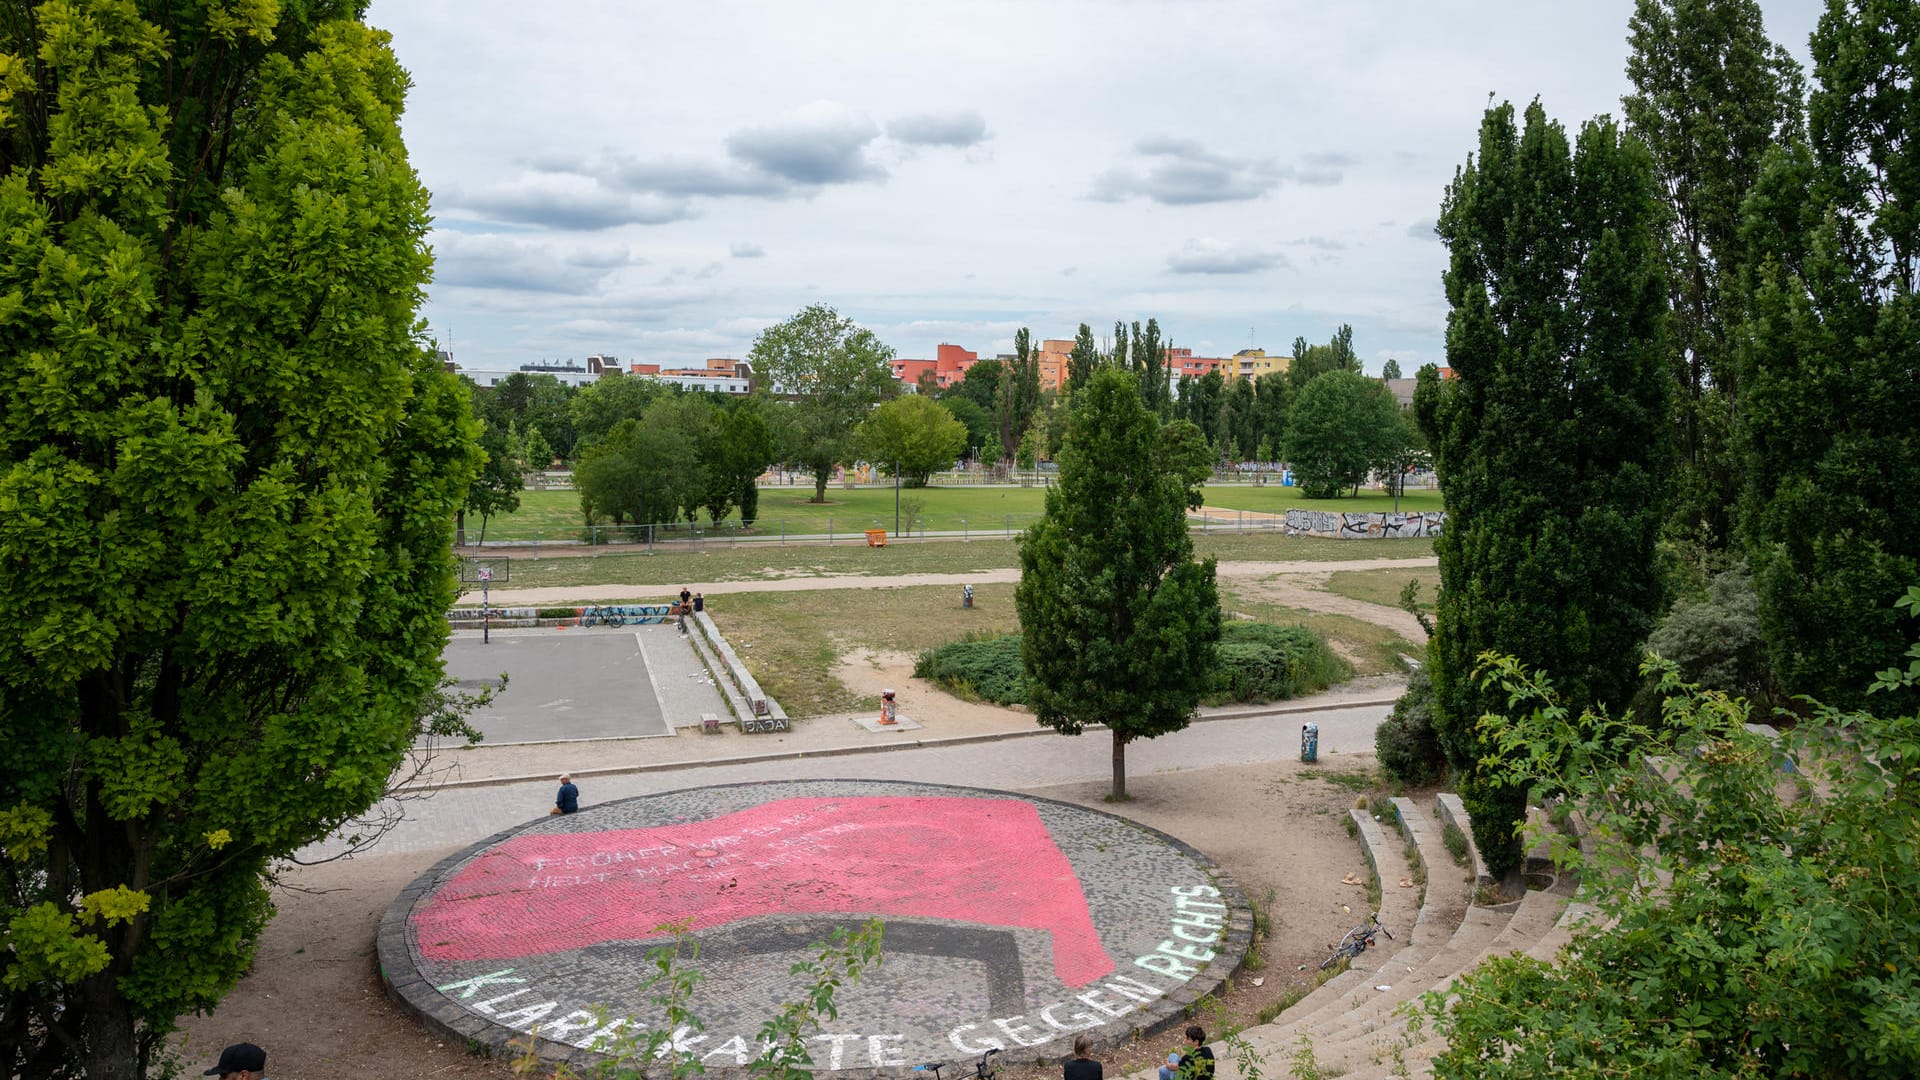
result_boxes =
[442,629,670,743]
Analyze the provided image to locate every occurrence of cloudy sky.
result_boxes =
[367,1,1824,376]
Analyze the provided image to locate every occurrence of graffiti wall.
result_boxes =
[1283,509,1447,539]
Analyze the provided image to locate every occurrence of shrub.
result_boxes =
[913,634,1028,705]
[915,620,1351,708]
[1206,621,1351,703]
[1377,665,1447,785]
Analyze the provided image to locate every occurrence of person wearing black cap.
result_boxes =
[205,1042,267,1079]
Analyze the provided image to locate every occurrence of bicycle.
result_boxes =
[915,1048,1001,1080]
[1318,911,1393,971]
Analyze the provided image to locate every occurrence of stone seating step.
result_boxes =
[1306,876,1575,1067]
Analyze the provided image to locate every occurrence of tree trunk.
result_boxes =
[81,952,140,1080]
[812,466,830,503]
[455,508,466,547]
[1110,729,1129,801]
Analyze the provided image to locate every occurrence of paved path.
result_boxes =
[472,557,1438,608]
[310,691,1394,861]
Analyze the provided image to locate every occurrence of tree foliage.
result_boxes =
[993,328,1043,462]
[857,394,967,487]
[1066,322,1100,394]
[747,304,894,502]
[1737,0,1920,712]
[1625,0,1804,547]
[1418,638,1920,1079]
[1015,370,1220,800]
[1286,325,1360,392]
[0,6,480,1078]
[1283,370,1399,498]
[1427,99,1672,882]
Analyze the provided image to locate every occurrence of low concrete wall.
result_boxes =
[1284,509,1447,539]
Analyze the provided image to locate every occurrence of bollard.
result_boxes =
[1301,722,1319,763]
[880,689,897,726]
[962,584,974,609]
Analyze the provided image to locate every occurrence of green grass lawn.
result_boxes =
[471,482,1445,542]
[710,580,1412,718]
[712,583,1024,717]
[1321,566,1442,613]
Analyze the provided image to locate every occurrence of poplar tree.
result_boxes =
[1066,322,1100,393]
[1738,0,1920,711]
[1016,370,1220,800]
[1624,0,1803,546]
[1427,100,1671,882]
[0,5,479,1077]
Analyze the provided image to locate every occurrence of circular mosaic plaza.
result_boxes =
[378,779,1251,1076]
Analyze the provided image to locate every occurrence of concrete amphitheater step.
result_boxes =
[1117,806,1428,1080]
[1244,809,1422,1029]
[1232,798,1477,1058]
[1388,797,1476,943]
[1278,900,1514,1061]
[1304,875,1577,1069]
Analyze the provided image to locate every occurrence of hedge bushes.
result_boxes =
[914,620,1350,707]
[912,634,1029,704]
[1208,621,1351,703]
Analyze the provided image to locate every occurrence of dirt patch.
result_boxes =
[1229,568,1430,644]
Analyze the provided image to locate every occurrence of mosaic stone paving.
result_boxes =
[378,779,1251,1075]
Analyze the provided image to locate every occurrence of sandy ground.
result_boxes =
[175,561,1428,1079]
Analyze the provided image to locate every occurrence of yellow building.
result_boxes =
[1231,348,1291,380]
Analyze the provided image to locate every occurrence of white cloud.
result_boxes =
[886,110,990,148]
[1166,239,1289,275]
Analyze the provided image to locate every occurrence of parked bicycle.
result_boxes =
[1319,911,1393,971]
[915,1048,1001,1080]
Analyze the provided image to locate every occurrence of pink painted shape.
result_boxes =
[413,795,1115,987]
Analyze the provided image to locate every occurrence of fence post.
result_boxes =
[829,516,834,544]
[781,520,786,545]
[1004,513,1010,538]
[962,516,968,542]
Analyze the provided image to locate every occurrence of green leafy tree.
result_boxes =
[1178,368,1225,441]
[1419,636,1920,1079]
[948,355,1002,413]
[1737,0,1920,711]
[748,304,895,502]
[1244,368,1290,457]
[1066,322,1100,393]
[701,397,774,526]
[483,372,576,463]
[464,420,525,546]
[1286,325,1360,392]
[574,420,651,527]
[569,375,666,456]
[856,394,968,487]
[1428,99,1672,883]
[939,395,995,462]
[1131,317,1169,416]
[1380,357,1403,380]
[1283,370,1398,498]
[1625,0,1804,547]
[1374,405,1430,511]
[0,7,480,1078]
[650,395,716,525]
[1015,370,1221,800]
[993,328,1042,462]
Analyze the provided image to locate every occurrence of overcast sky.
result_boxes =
[367,1,1824,376]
